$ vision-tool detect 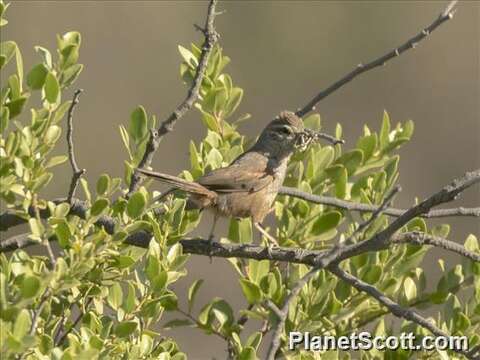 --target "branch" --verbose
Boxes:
[329,264,477,360]
[393,231,480,263]
[66,89,85,204]
[266,266,321,360]
[264,170,479,359]
[296,0,458,117]
[278,186,480,218]
[127,0,219,196]
[351,185,401,239]
[55,298,93,346]
[332,169,480,263]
